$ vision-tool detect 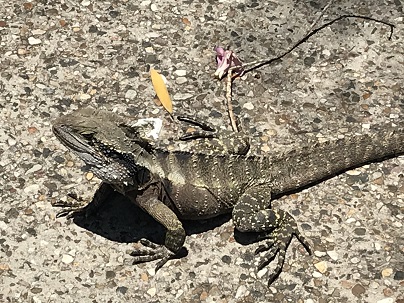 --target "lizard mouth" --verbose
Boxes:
[52,124,105,167]
[52,123,138,185]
